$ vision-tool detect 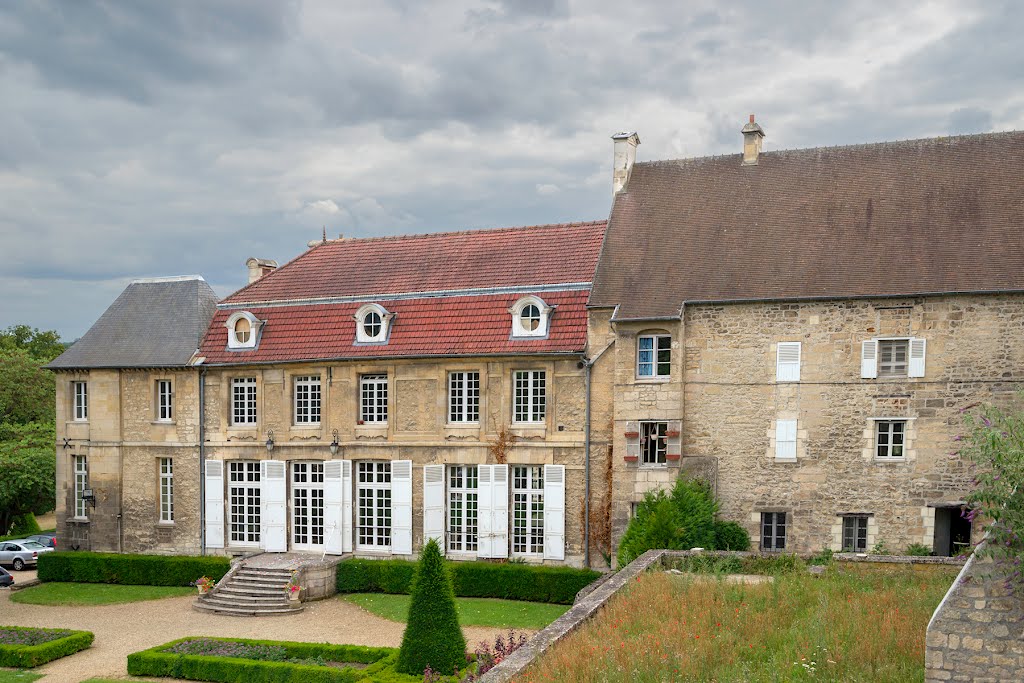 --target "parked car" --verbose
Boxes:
[0,540,50,570]
[25,533,56,549]
[0,567,13,588]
